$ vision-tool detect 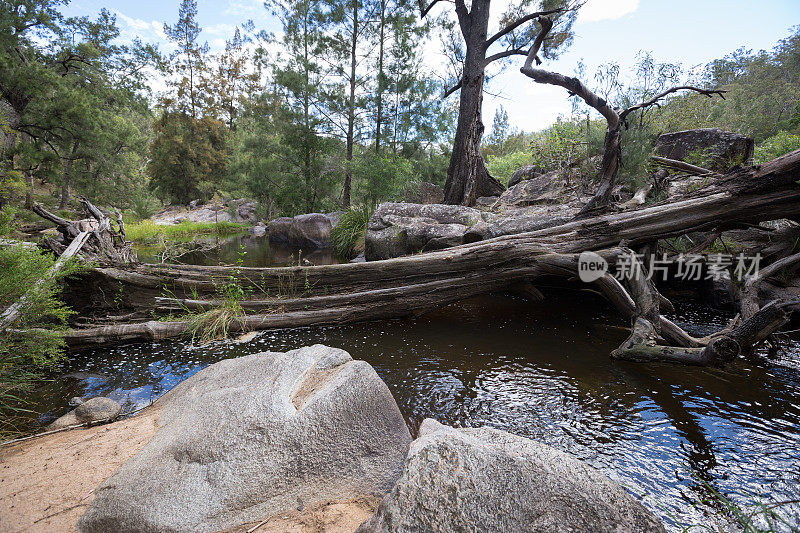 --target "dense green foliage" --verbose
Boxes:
[753,131,800,164]
[0,245,83,435]
[0,0,156,211]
